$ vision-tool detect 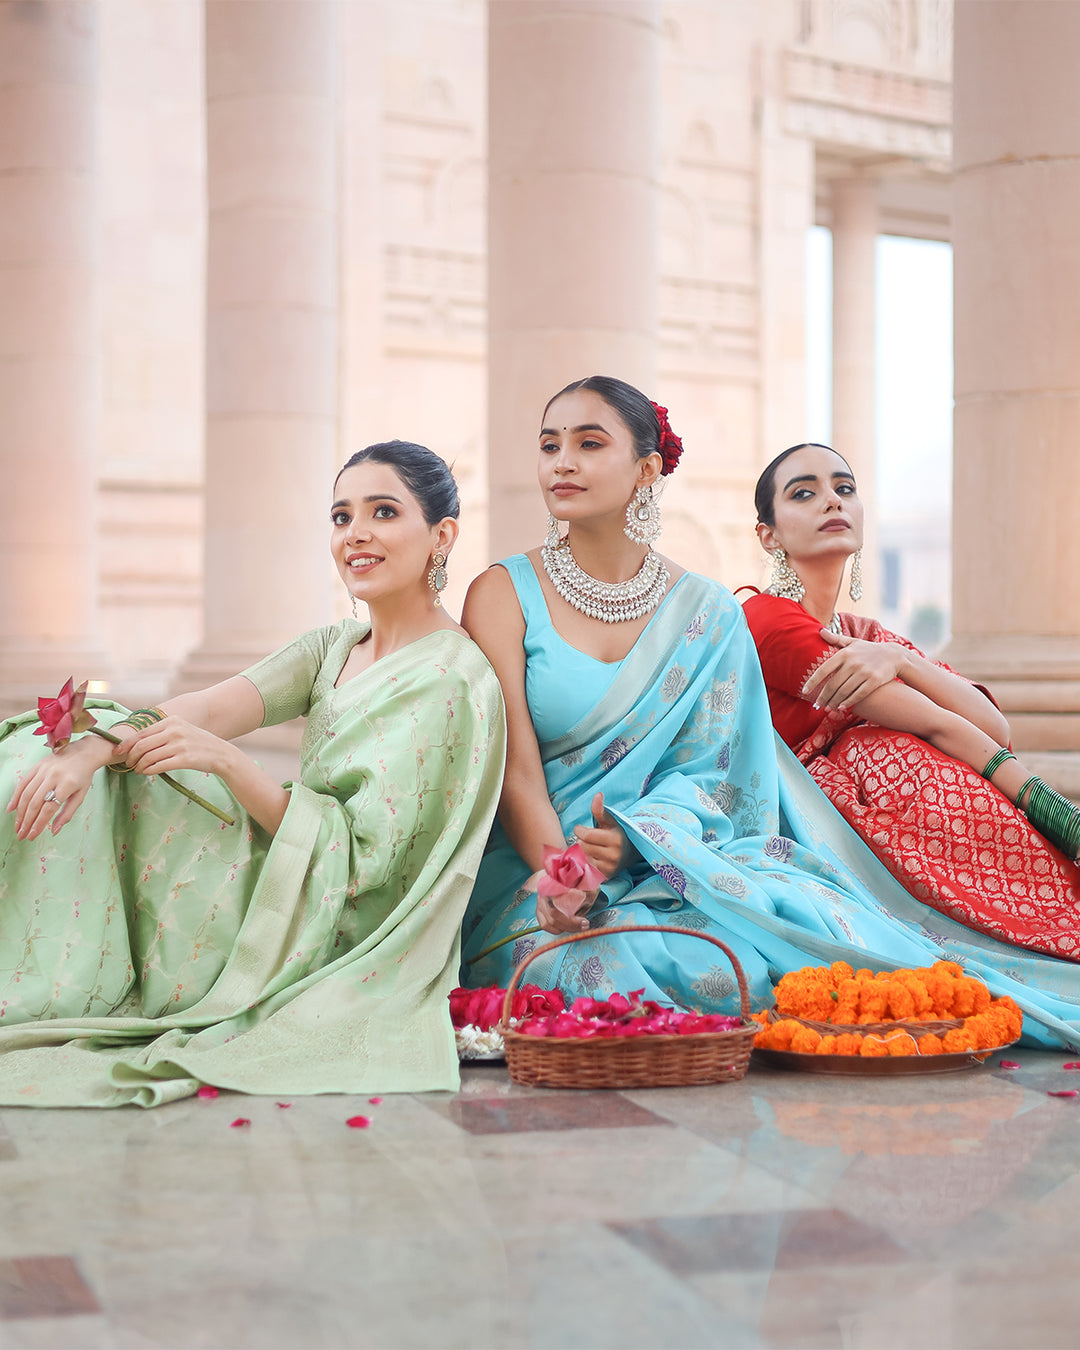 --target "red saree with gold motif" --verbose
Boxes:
[742,592,1080,961]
